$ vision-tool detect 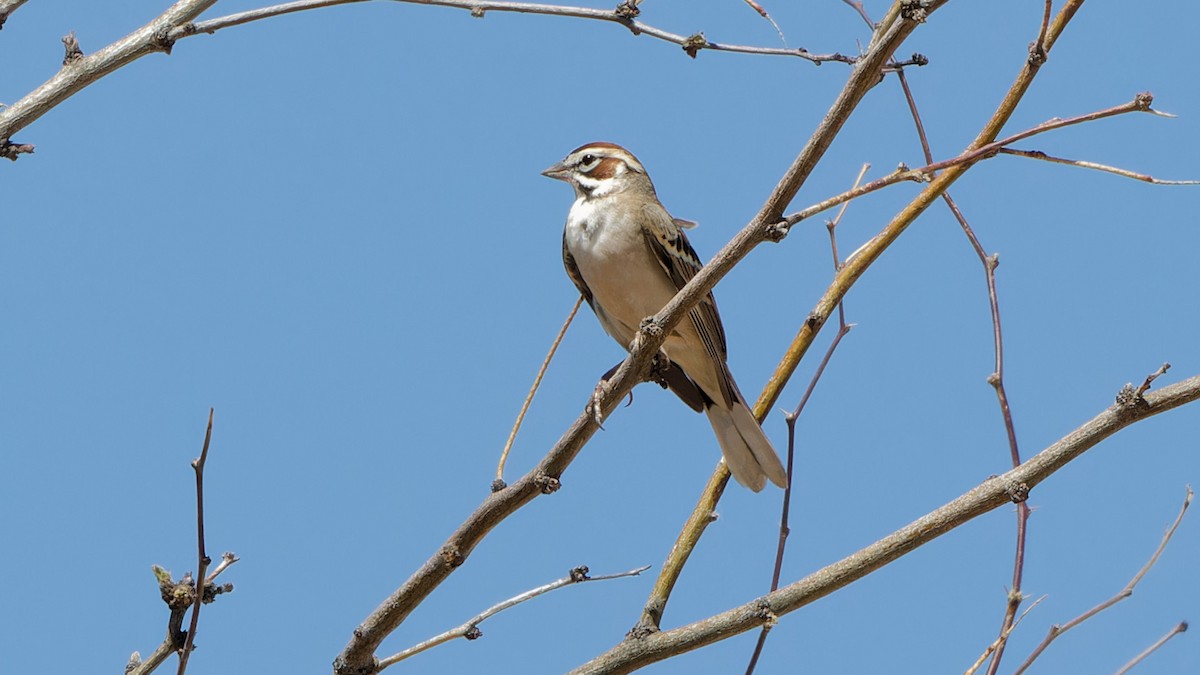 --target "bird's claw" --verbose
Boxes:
[588,380,610,428]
